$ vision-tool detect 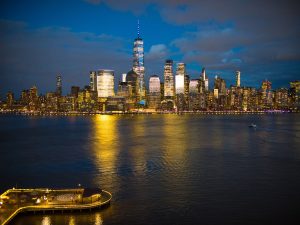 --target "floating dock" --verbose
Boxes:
[0,188,112,225]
